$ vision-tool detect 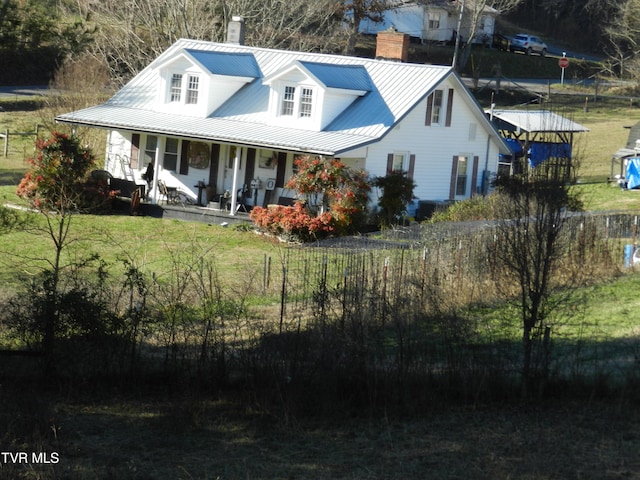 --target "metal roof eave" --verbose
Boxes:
[54,109,376,157]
